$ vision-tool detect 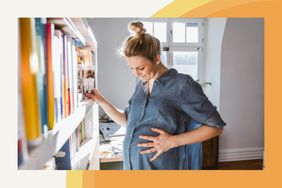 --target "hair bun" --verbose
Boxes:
[129,22,146,36]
